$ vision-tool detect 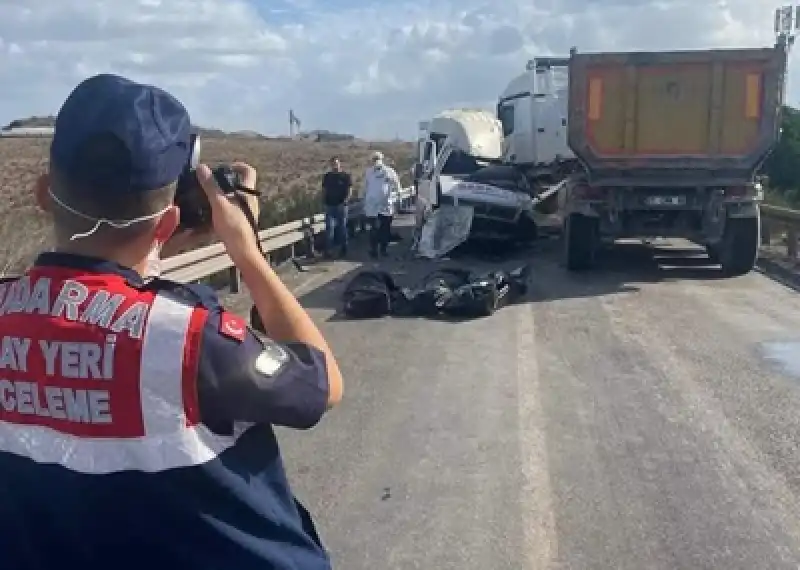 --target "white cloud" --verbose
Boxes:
[0,0,794,139]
